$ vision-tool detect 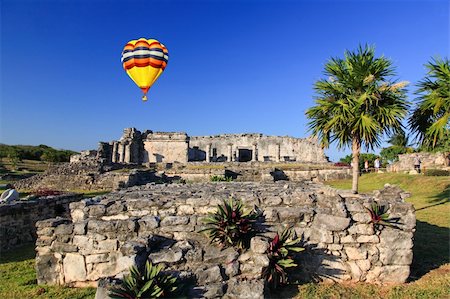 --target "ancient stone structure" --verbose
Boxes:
[96,128,328,165]
[387,152,449,173]
[0,193,82,251]
[36,182,415,296]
